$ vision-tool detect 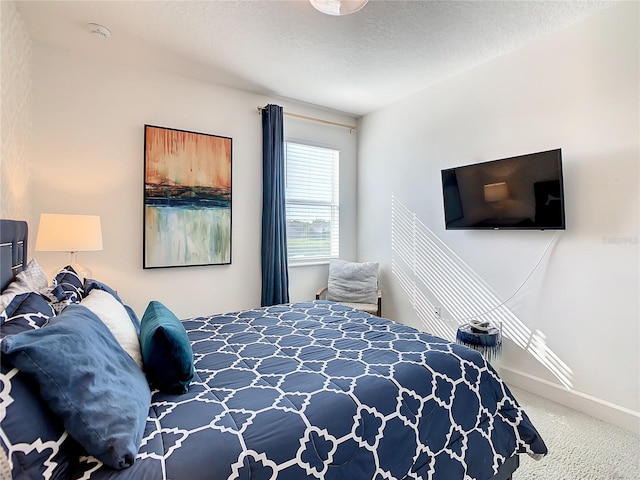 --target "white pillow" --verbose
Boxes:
[327,259,379,304]
[0,259,48,312]
[80,289,143,368]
